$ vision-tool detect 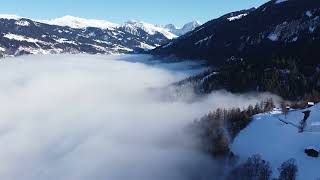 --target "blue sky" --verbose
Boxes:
[1,0,269,26]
